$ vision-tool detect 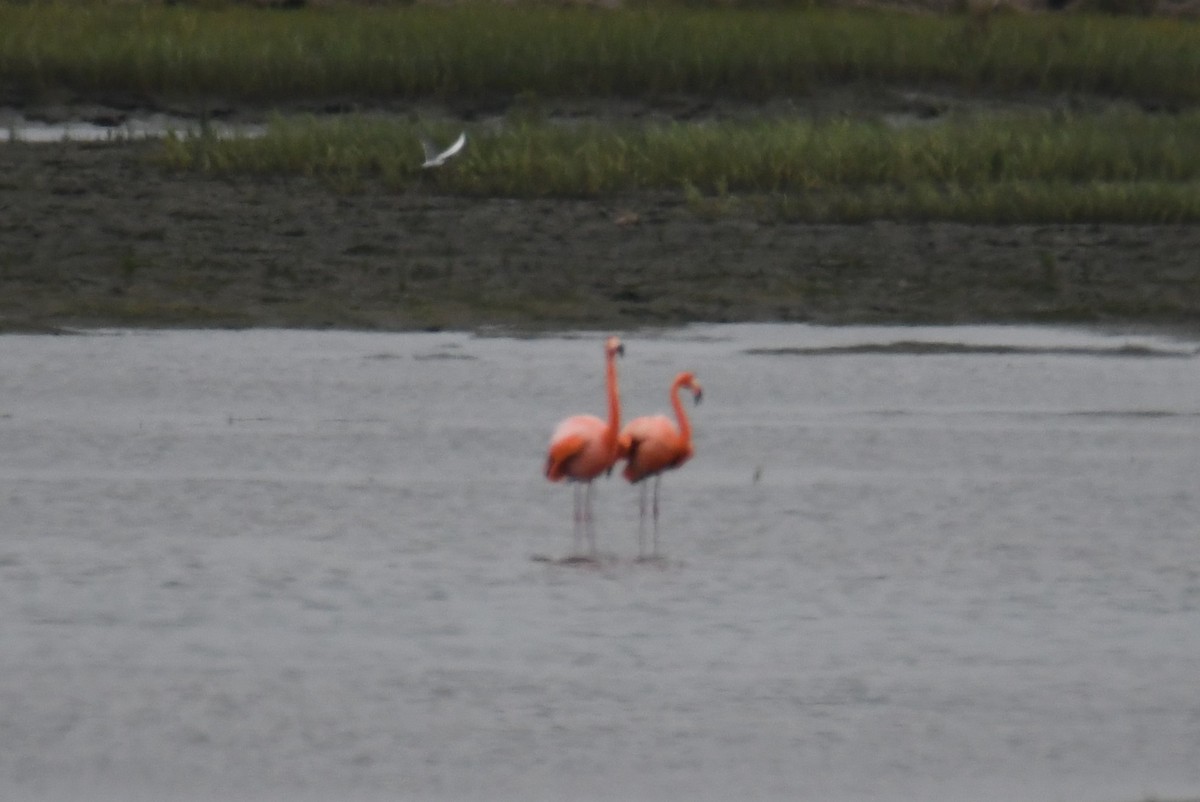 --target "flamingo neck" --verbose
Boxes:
[670,378,692,446]
[605,350,621,447]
